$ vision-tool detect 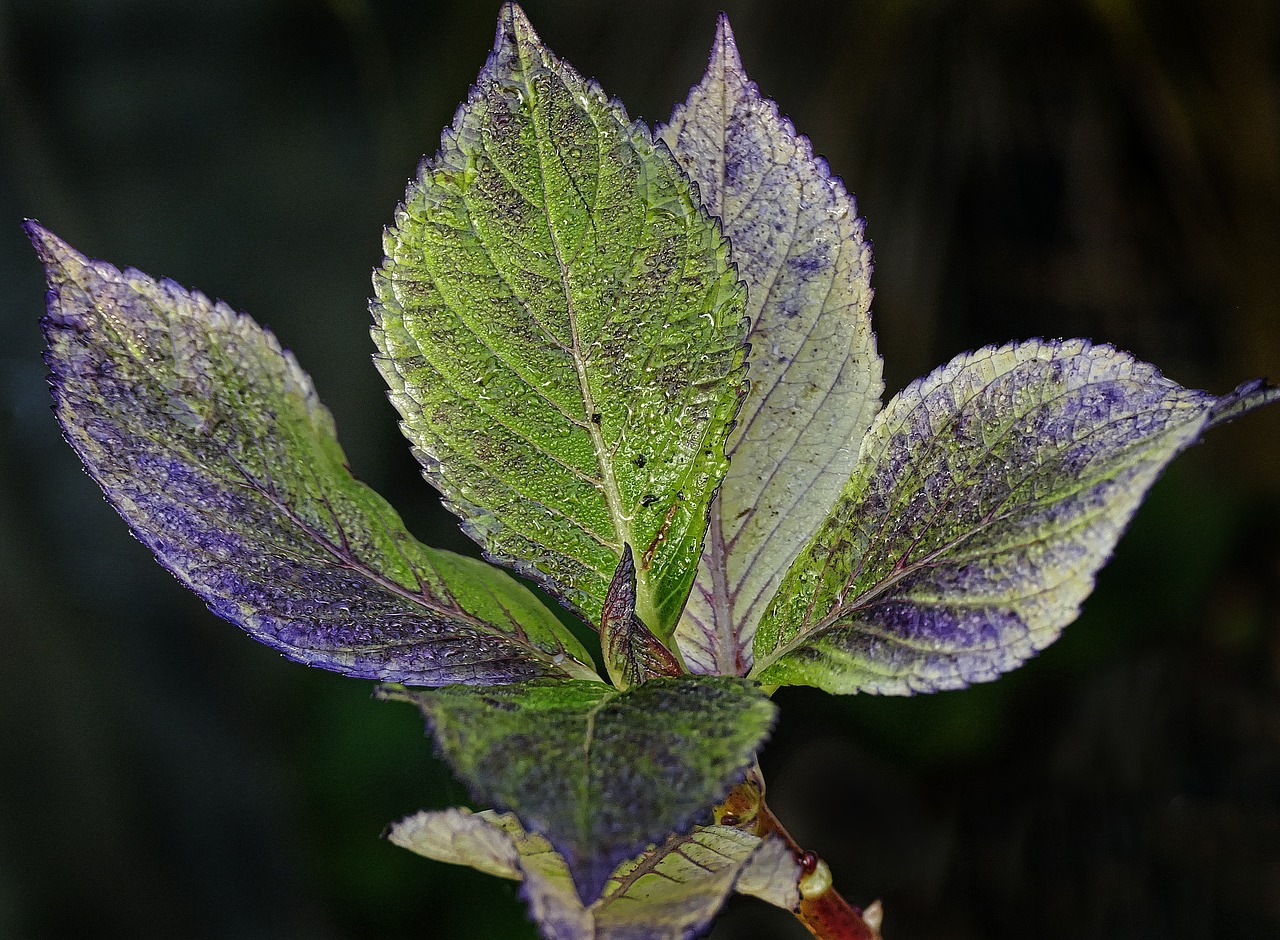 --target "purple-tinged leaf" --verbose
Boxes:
[1206,378,1280,429]
[387,807,799,940]
[599,545,683,689]
[659,16,882,677]
[32,222,597,686]
[379,676,776,904]
[752,339,1266,694]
